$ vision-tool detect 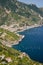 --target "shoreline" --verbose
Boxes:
[4,35,25,47]
[17,24,43,33]
[0,24,43,47]
[11,24,43,47]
